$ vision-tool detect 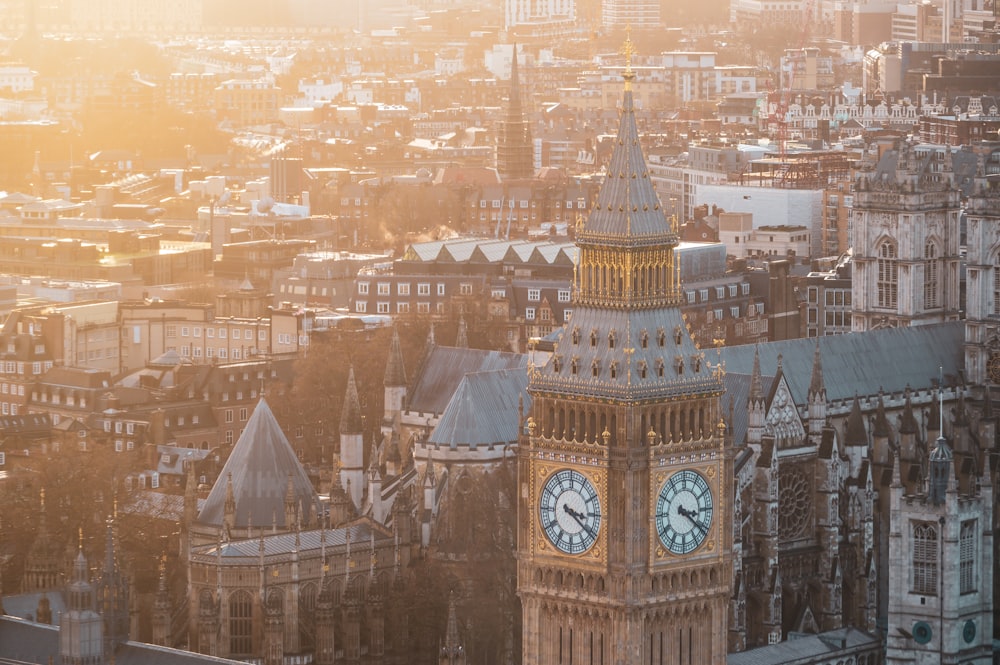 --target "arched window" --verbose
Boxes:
[229,590,254,655]
[299,583,318,650]
[924,241,940,309]
[960,520,976,594]
[912,522,938,595]
[877,241,898,309]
